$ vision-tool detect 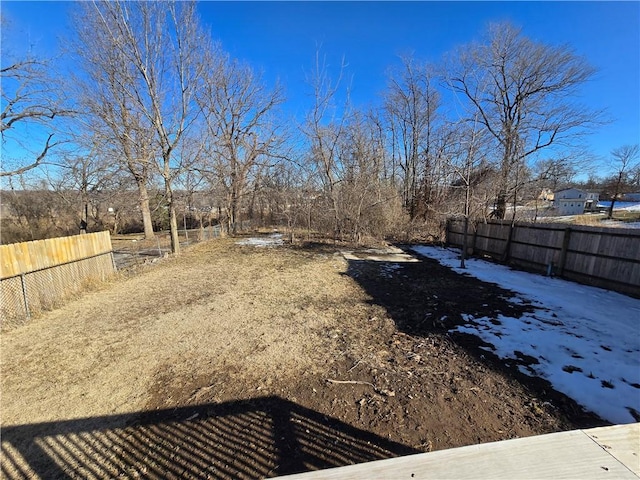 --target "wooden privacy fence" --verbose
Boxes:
[446,219,640,298]
[0,231,115,326]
